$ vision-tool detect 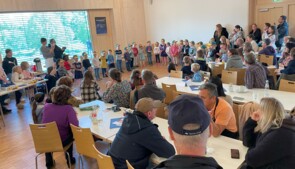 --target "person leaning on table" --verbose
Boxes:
[153,94,222,169]
[108,97,175,169]
[242,98,295,169]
